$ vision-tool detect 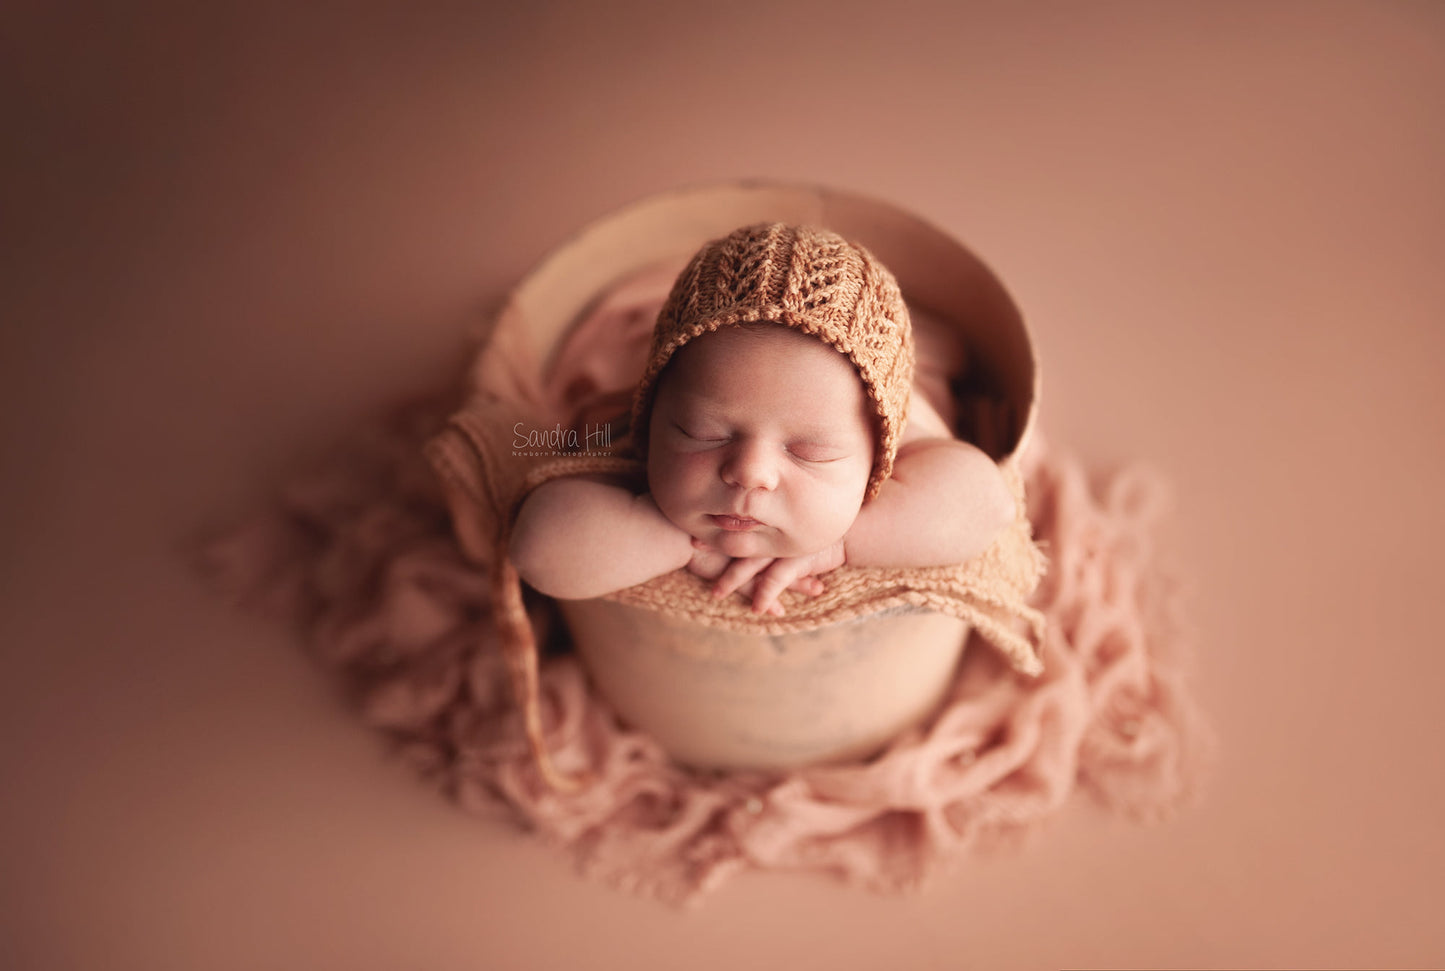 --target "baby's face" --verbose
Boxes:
[647,325,875,559]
